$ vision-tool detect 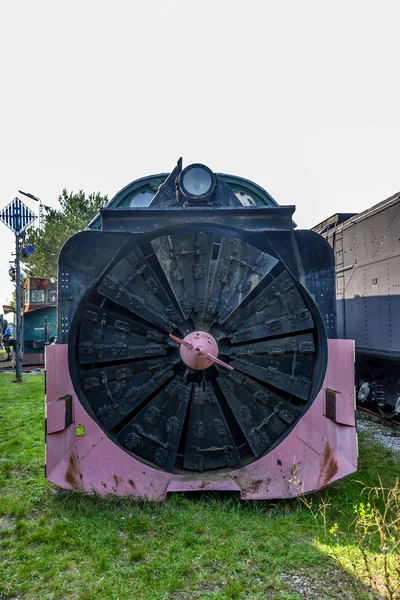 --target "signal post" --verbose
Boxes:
[0,197,36,381]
